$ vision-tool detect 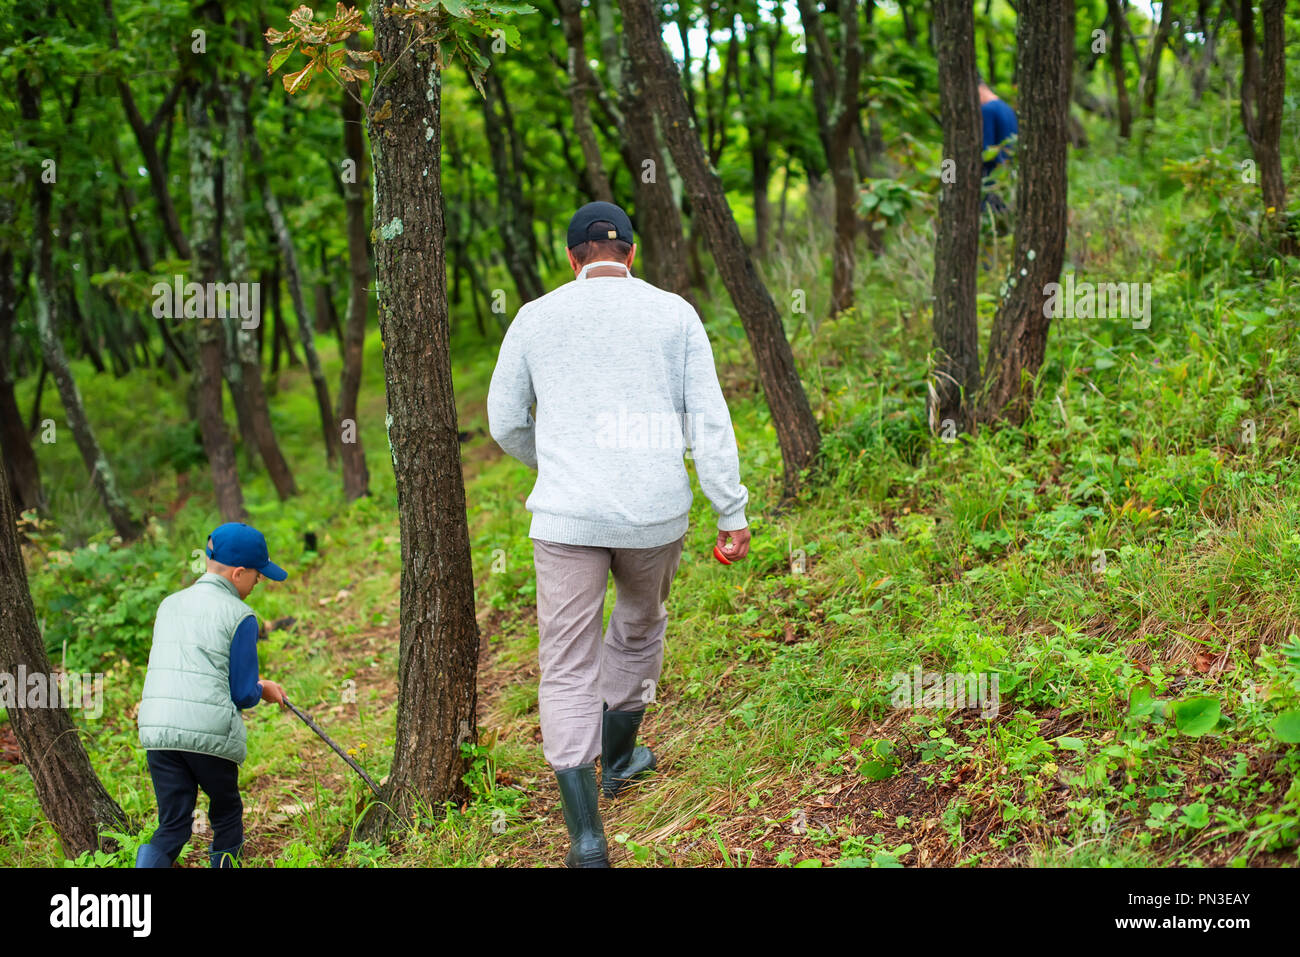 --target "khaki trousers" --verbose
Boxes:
[531,534,686,770]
